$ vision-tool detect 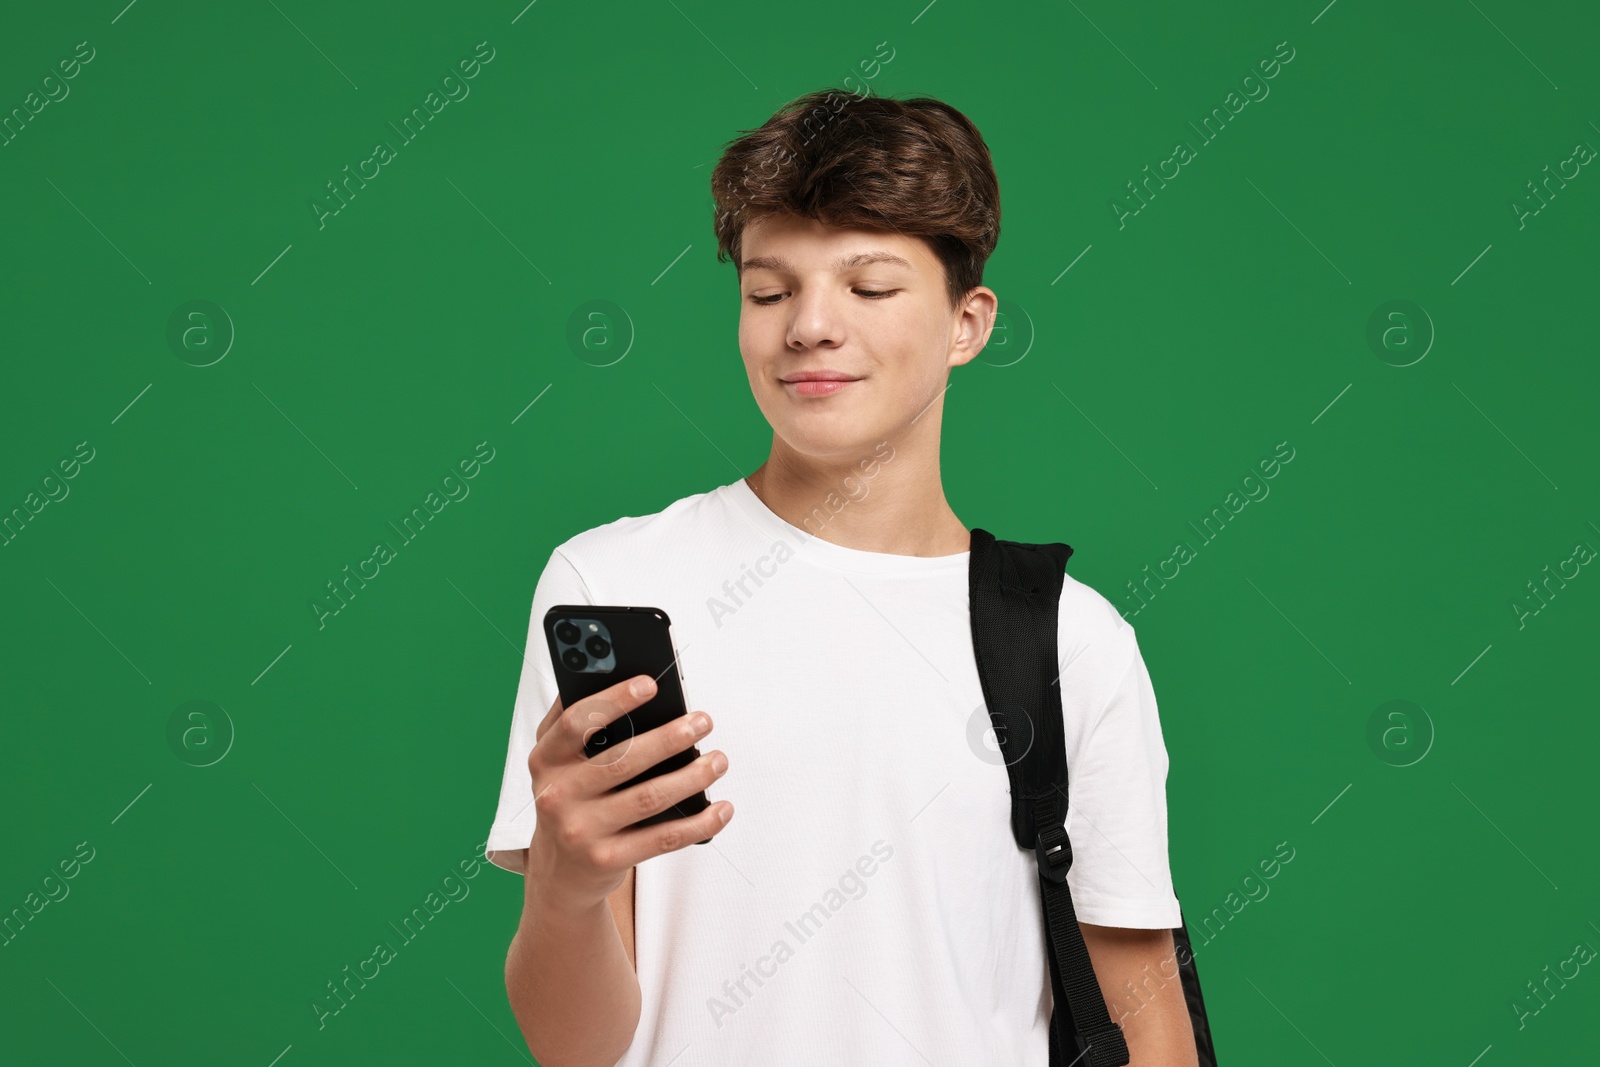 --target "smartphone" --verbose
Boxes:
[544,605,712,842]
